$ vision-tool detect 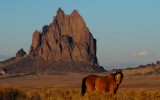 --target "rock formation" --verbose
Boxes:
[0,48,27,67]
[16,48,26,60]
[29,8,98,66]
[1,8,105,73]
